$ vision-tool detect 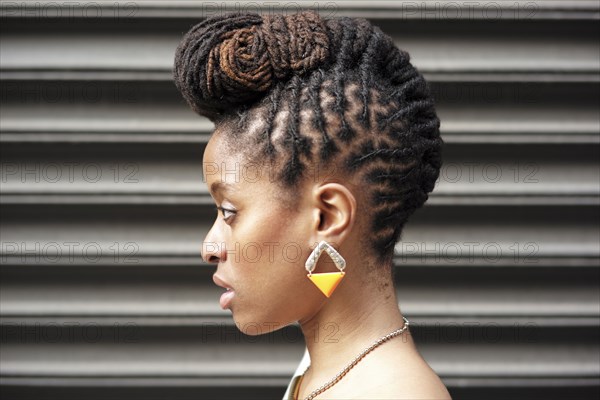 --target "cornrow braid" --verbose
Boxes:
[174,11,443,267]
[307,69,338,162]
[282,74,313,186]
